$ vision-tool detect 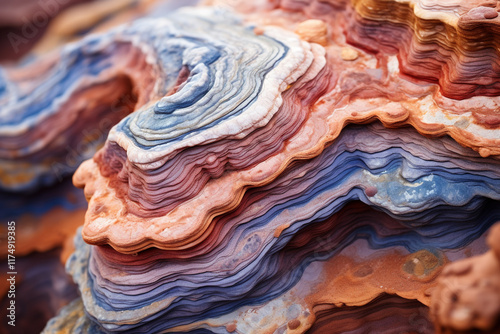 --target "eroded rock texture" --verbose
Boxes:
[18,0,500,333]
[431,223,500,333]
[0,0,161,261]
[0,3,163,331]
